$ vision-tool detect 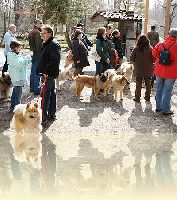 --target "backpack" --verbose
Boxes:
[159,42,175,66]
